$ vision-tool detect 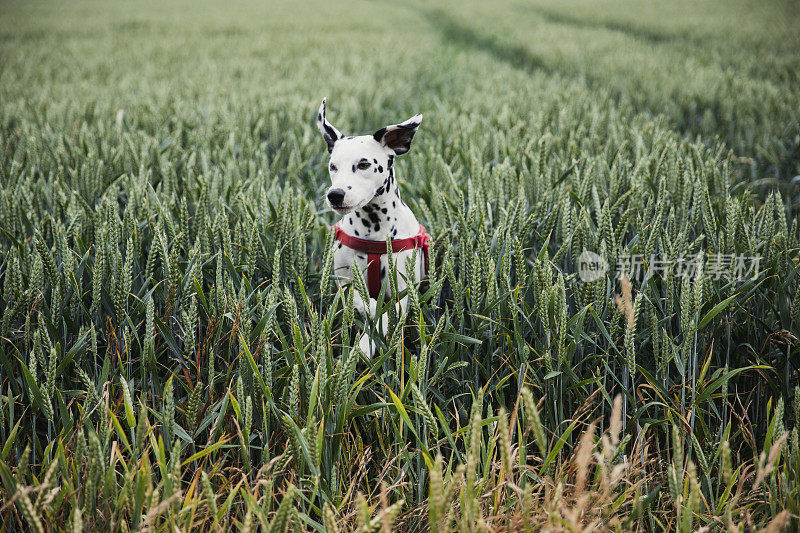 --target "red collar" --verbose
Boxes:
[331,221,431,299]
